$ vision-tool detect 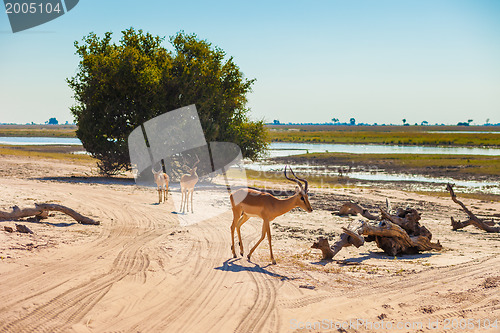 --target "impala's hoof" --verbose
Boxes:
[272,259,277,265]
[247,255,251,261]
[233,254,237,258]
